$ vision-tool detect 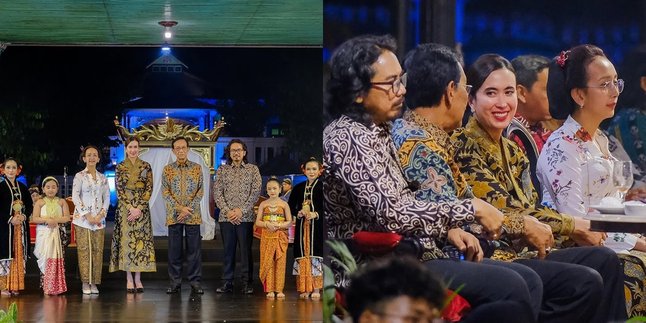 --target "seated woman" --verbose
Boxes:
[451,52,628,321]
[325,34,536,322]
[537,44,646,316]
[396,45,625,322]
